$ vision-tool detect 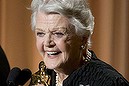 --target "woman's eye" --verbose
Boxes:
[37,32,45,37]
[54,32,64,38]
